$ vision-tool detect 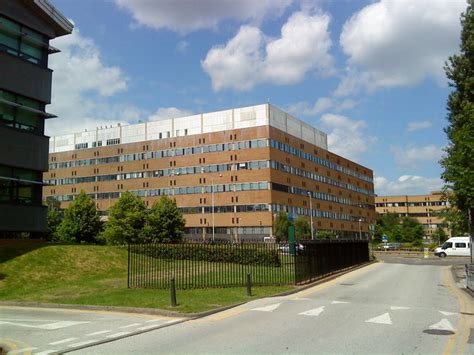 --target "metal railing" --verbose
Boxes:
[128,240,370,289]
